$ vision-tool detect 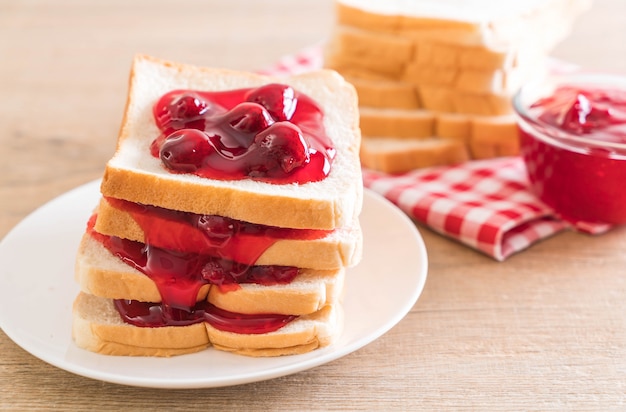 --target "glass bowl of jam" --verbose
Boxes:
[513,73,626,224]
